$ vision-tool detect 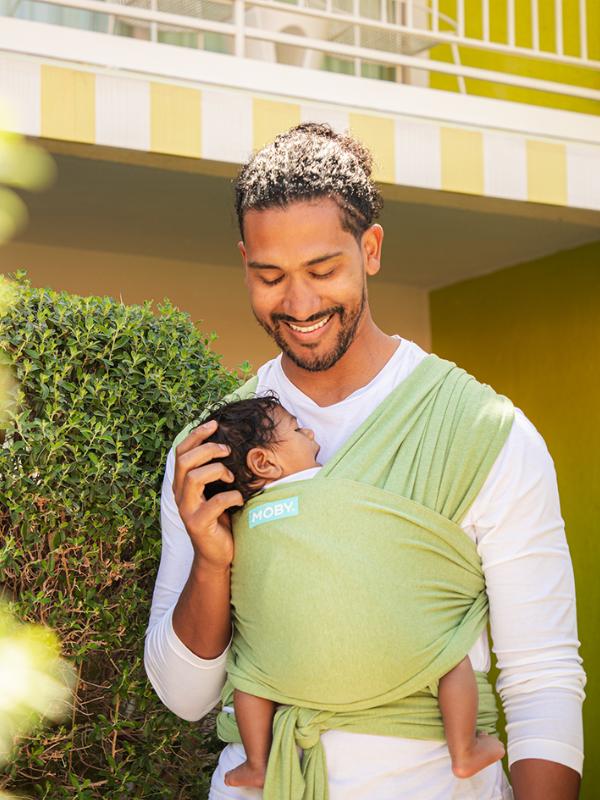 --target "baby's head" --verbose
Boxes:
[202,394,320,503]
